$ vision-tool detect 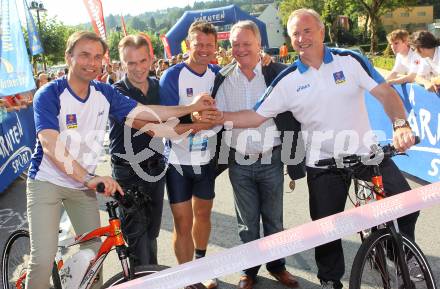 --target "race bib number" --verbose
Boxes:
[189,134,208,152]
